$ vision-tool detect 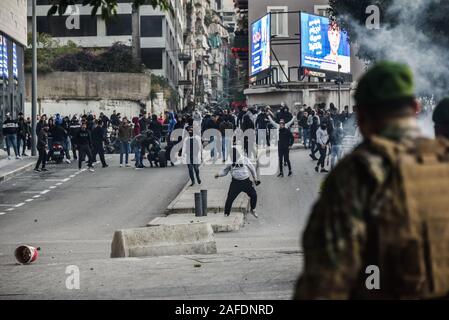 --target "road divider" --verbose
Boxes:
[110,223,217,258]
[148,213,245,233]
